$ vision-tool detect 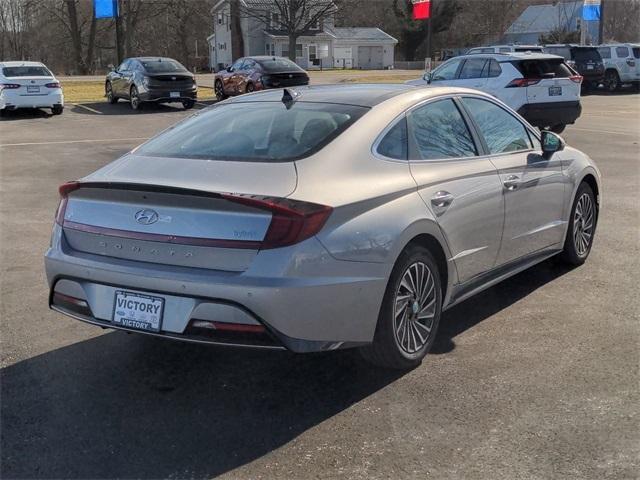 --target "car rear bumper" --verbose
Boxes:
[0,90,64,110]
[518,101,582,128]
[44,224,388,353]
[139,88,197,103]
